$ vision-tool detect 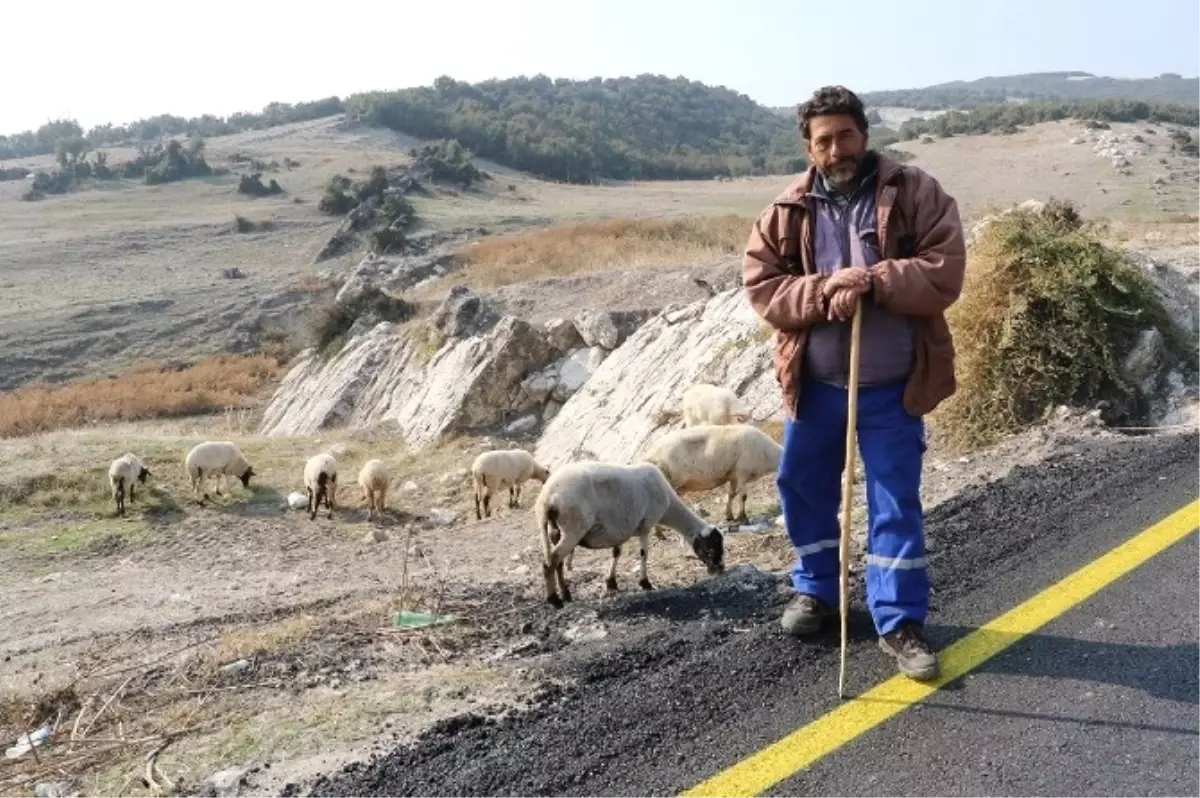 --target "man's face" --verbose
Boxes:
[805,114,867,191]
